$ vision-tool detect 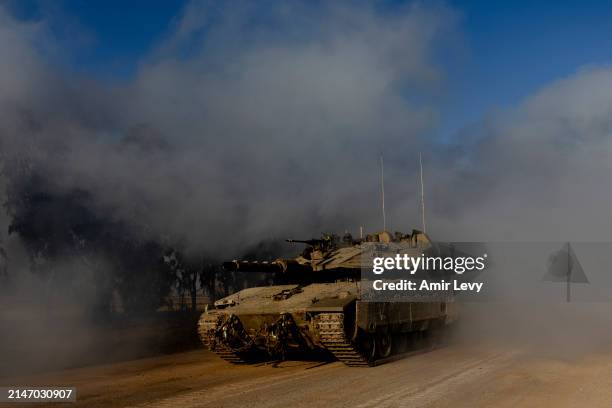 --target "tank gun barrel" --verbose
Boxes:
[286,239,322,245]
[223,259,312,274]
[223,260,285,273]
